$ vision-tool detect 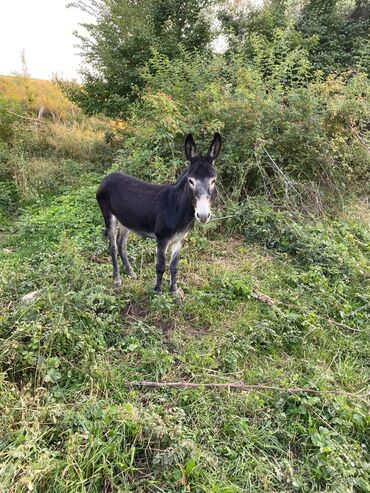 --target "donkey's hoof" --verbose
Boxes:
[171,287,185,302]
[114,278,122,288]
[153,286,162,294]
[128,271,137,280]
